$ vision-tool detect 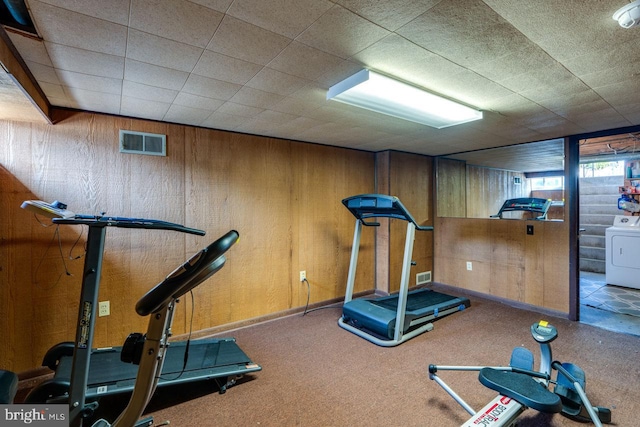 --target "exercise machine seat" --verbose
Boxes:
[479,368,562,414]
